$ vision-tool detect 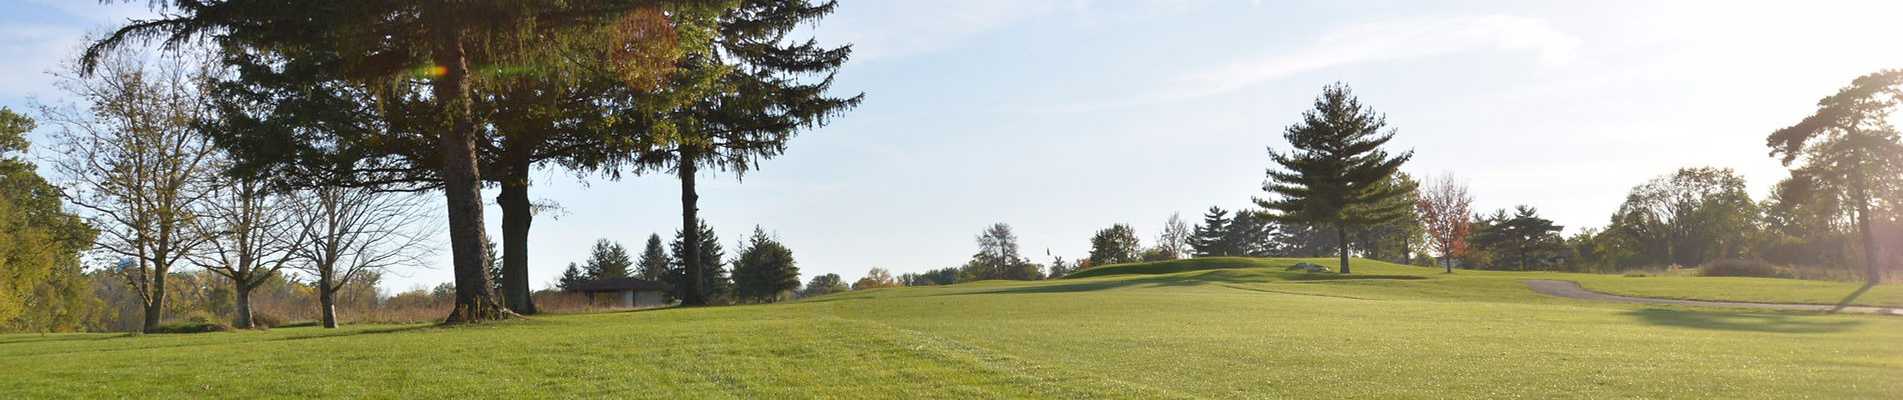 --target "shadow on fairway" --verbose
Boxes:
[0,333,136,345]
[1623,308,1864,334]
[270,325,435,342]
[957,271,1426,296]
